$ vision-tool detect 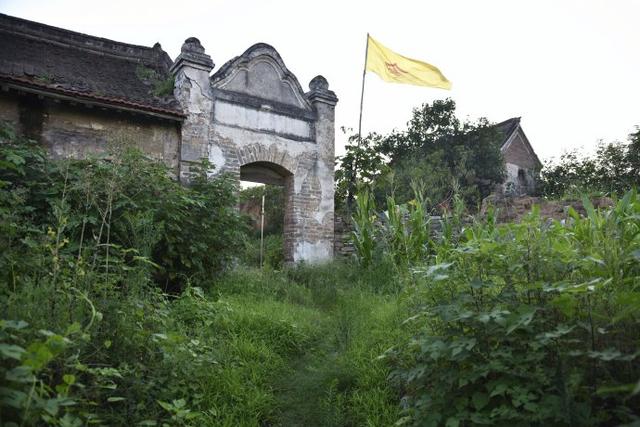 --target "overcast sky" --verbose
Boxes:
[2,0,639,162]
